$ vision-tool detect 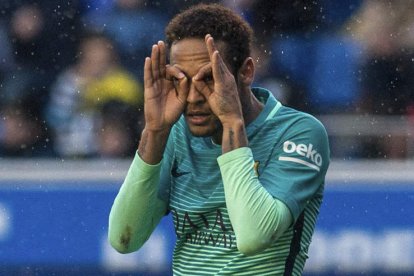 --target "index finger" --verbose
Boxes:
[211,50,229,84]
[193,63,212,81]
